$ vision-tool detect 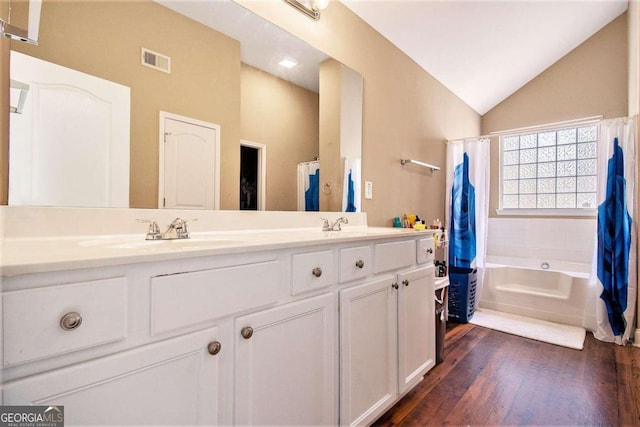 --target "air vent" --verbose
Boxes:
[141,48,171,74]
